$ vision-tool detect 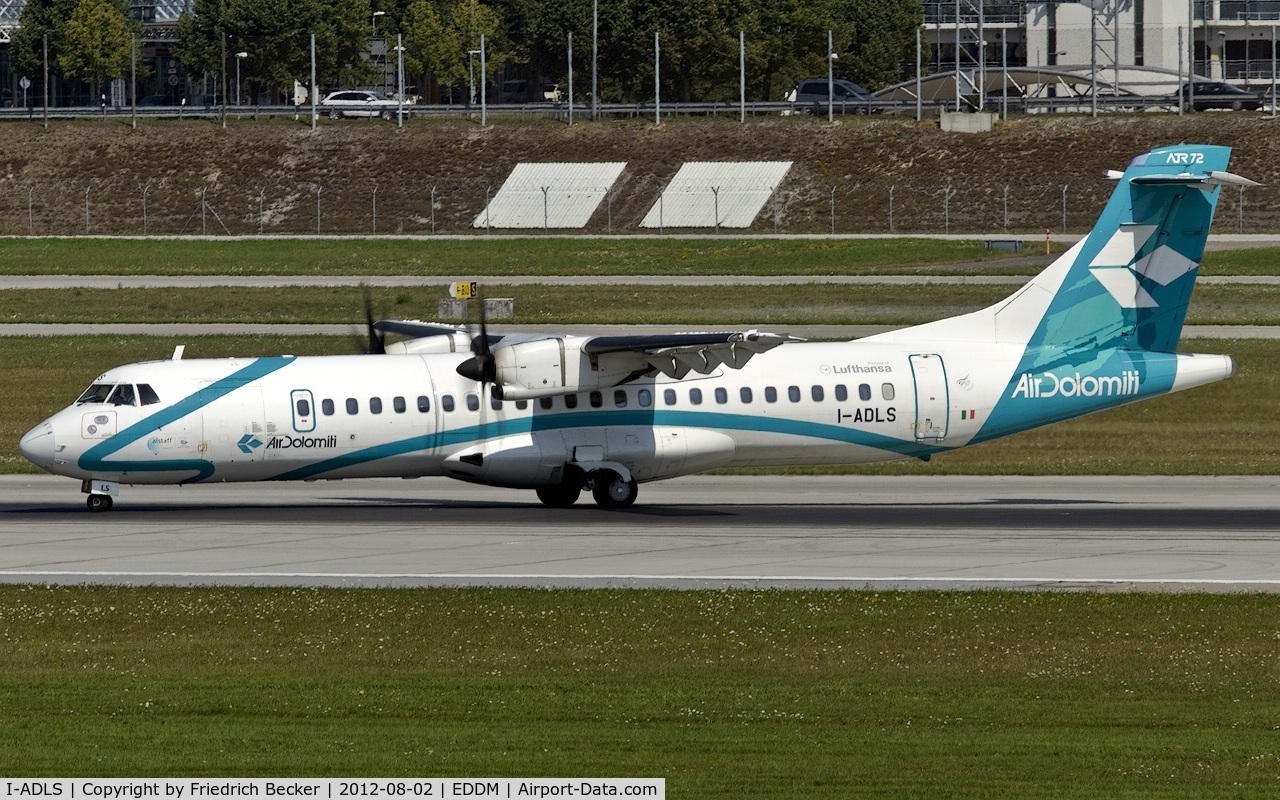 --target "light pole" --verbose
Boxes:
[235,51,247,106]
[468,49,480,106]
[826,30,838,124]
[373,10,387,93]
